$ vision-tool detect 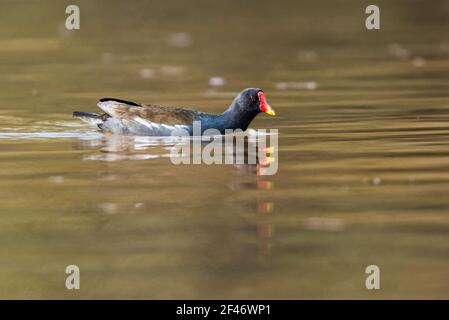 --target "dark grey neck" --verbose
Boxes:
[201,101,259,134]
